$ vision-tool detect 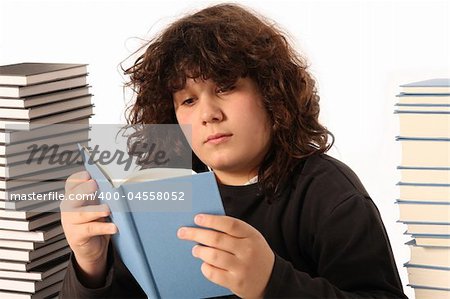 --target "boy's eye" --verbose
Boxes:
[181,98,195,106]
[216,85,235,94]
